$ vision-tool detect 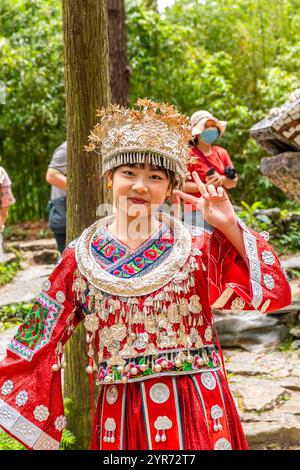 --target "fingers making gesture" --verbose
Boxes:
[173,171,237,231]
